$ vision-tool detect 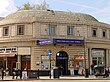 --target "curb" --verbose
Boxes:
[1,78,110,81]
